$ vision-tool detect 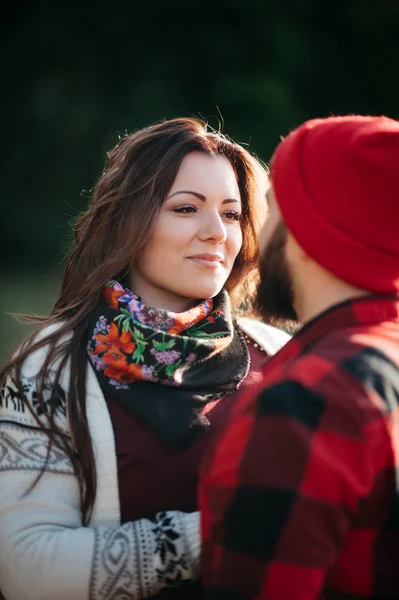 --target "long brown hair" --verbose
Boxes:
[1,117,266,524]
